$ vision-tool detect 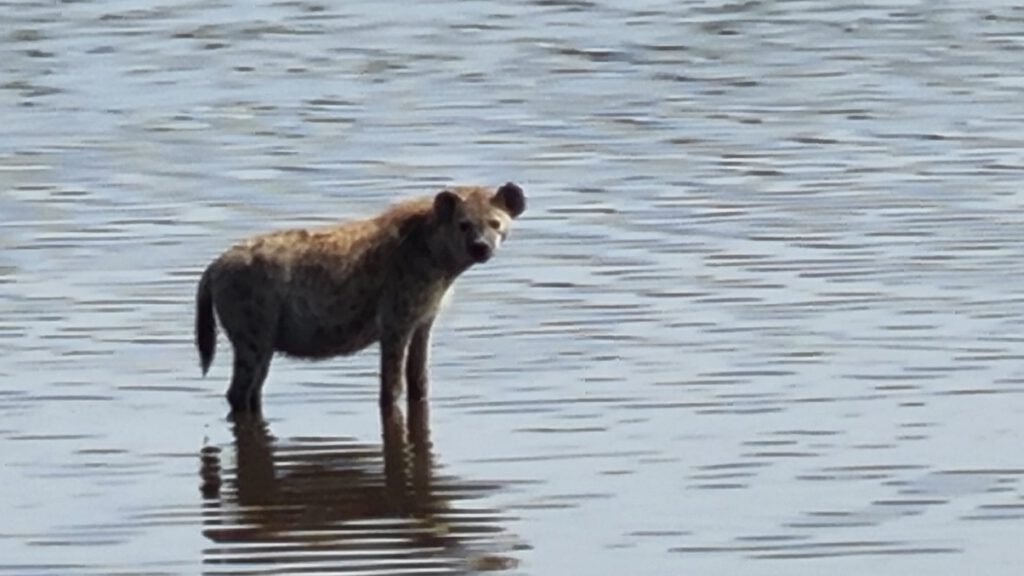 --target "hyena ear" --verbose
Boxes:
[434,190,462,221]
[493,182,526,218]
